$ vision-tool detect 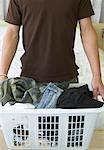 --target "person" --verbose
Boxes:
[0,0,104,99]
